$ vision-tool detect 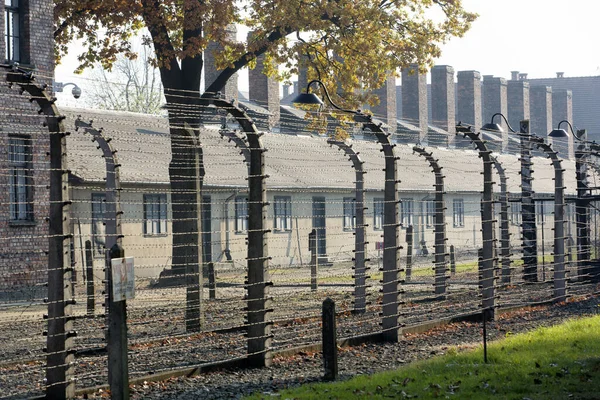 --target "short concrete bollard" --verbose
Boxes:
[322,298,338,381]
